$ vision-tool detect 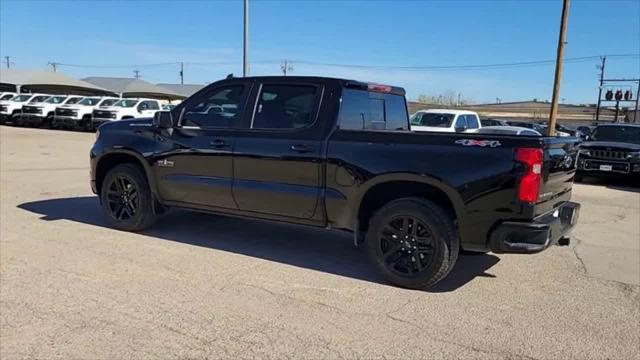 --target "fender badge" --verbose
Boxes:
[156,159,174,168]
